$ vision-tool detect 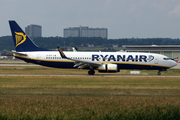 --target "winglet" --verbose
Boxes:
[72,47,77,52]
[57,47,67,58]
